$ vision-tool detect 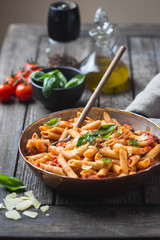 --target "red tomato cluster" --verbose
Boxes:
[0,62,42,102]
